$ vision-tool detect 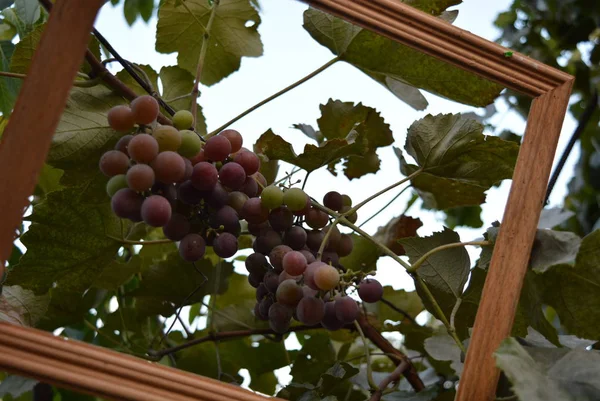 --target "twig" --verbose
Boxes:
[450,298,462,333]
[354,320,377,390]
[191,0,219,129]
[406,241,490,273]
[545,89,598,205]
[208,57,340,137]
[356,313,425,392]
[177,314,194,338]
[380,297,418,325]
[369,360,409,401]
